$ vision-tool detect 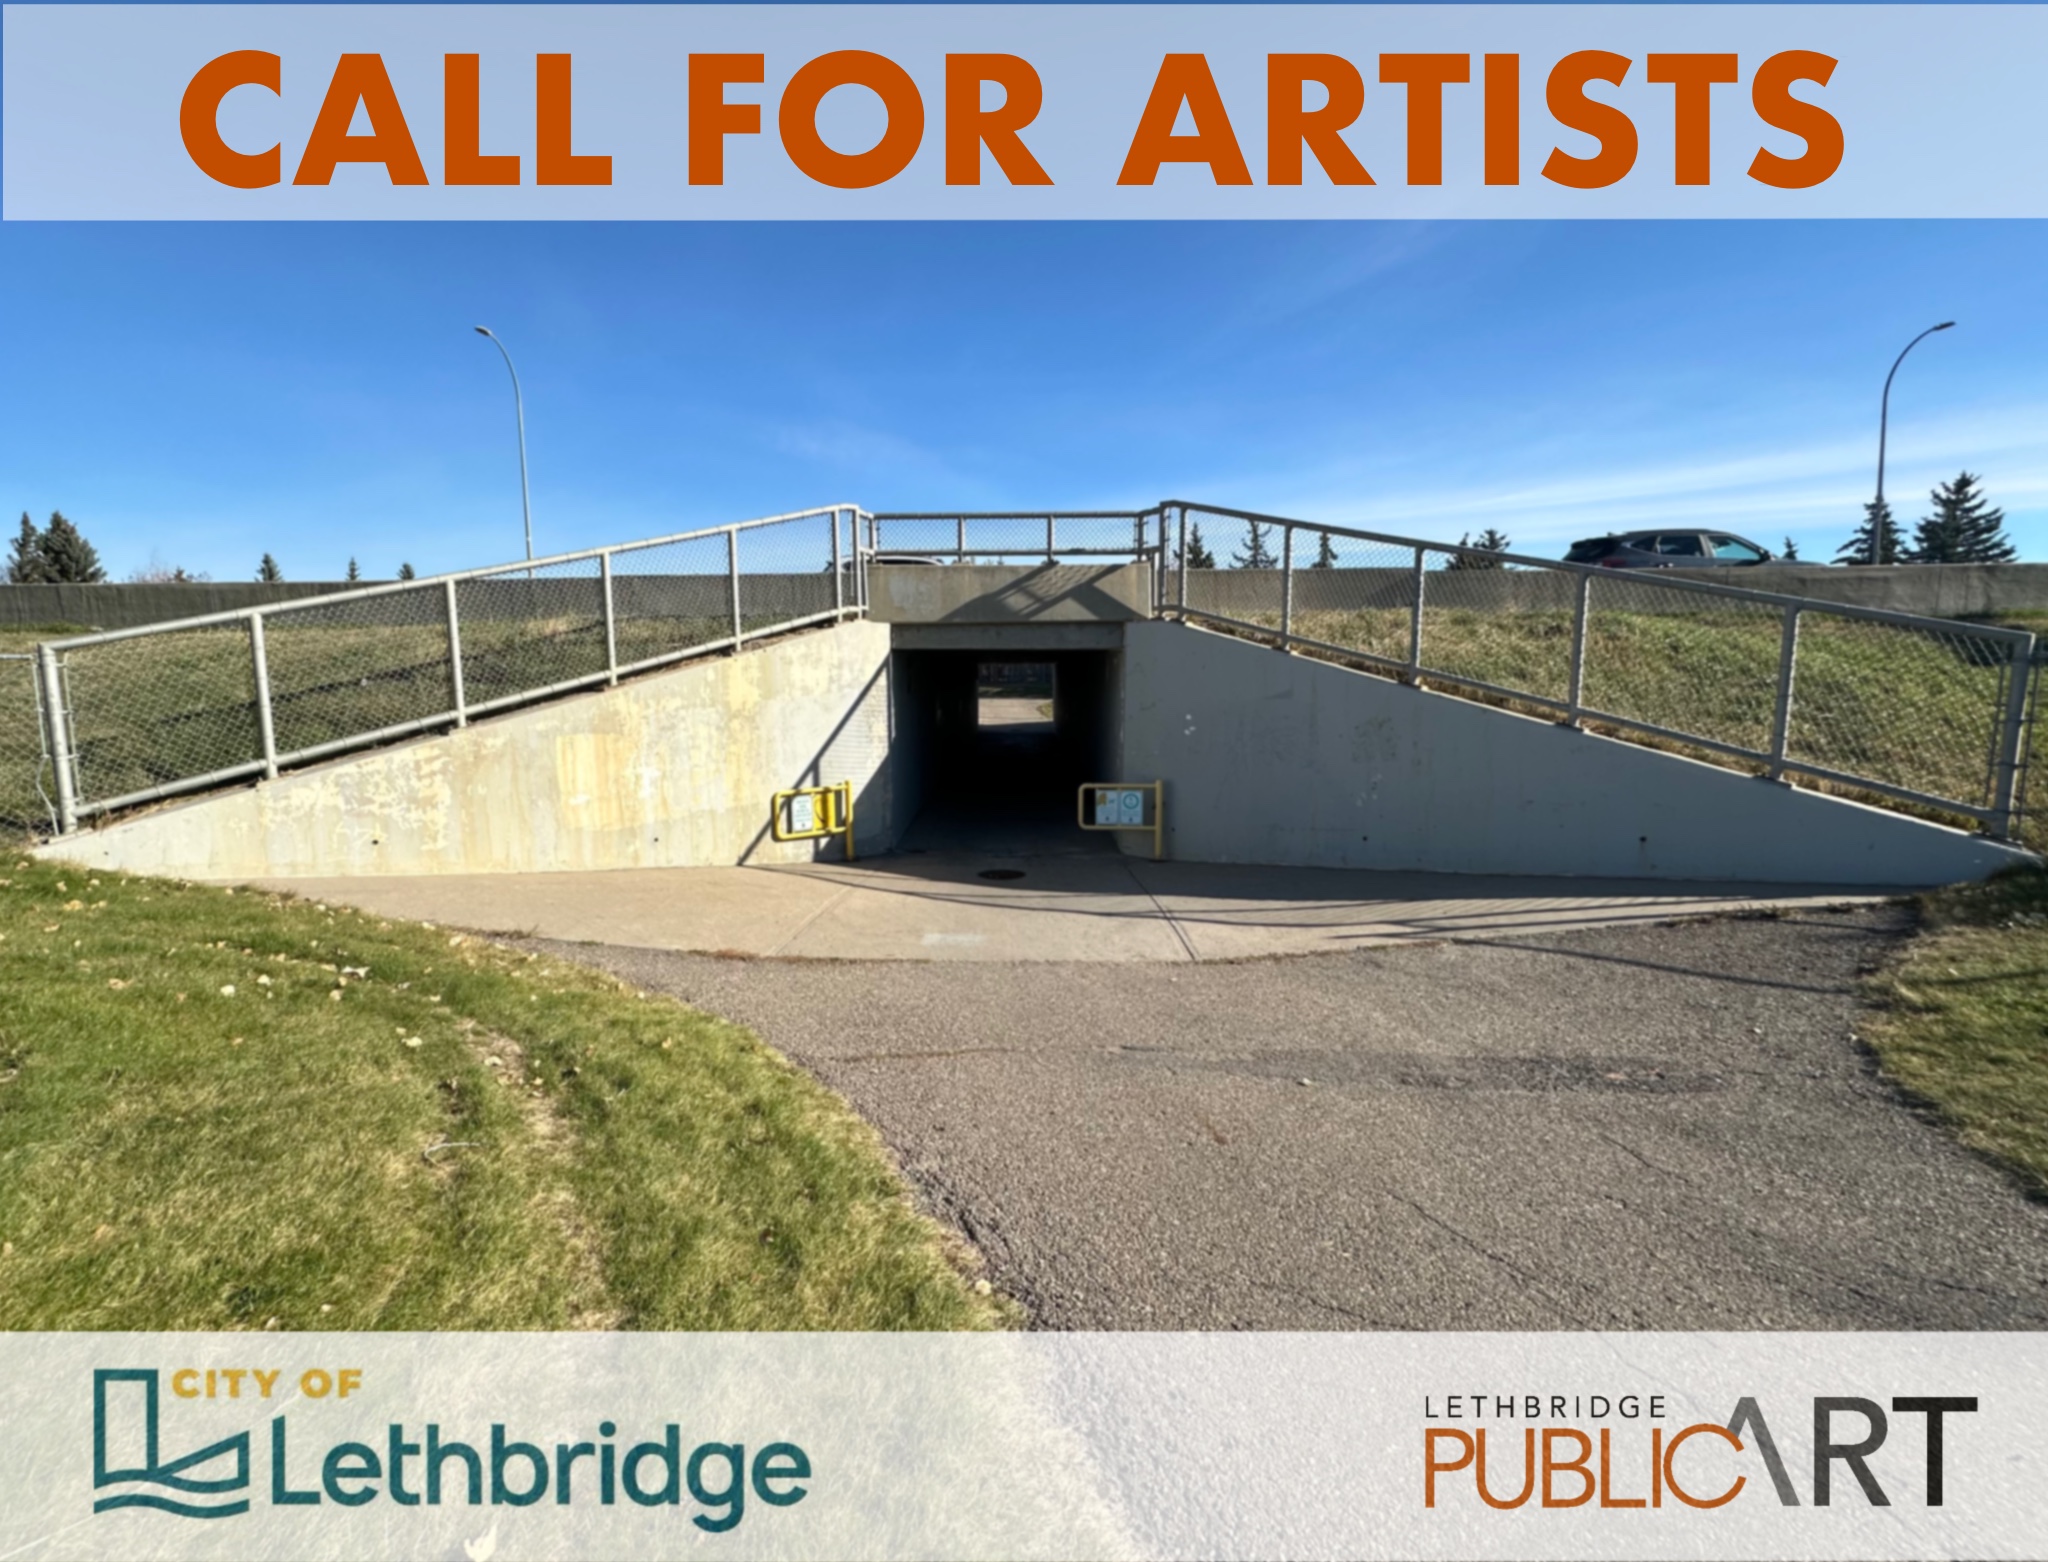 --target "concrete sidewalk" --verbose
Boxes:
[253,854,1909,962]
